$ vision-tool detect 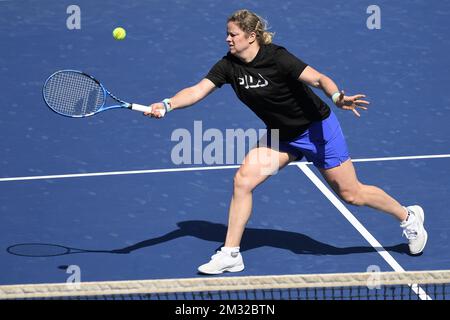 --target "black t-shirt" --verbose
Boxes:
[206,43,331,141]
